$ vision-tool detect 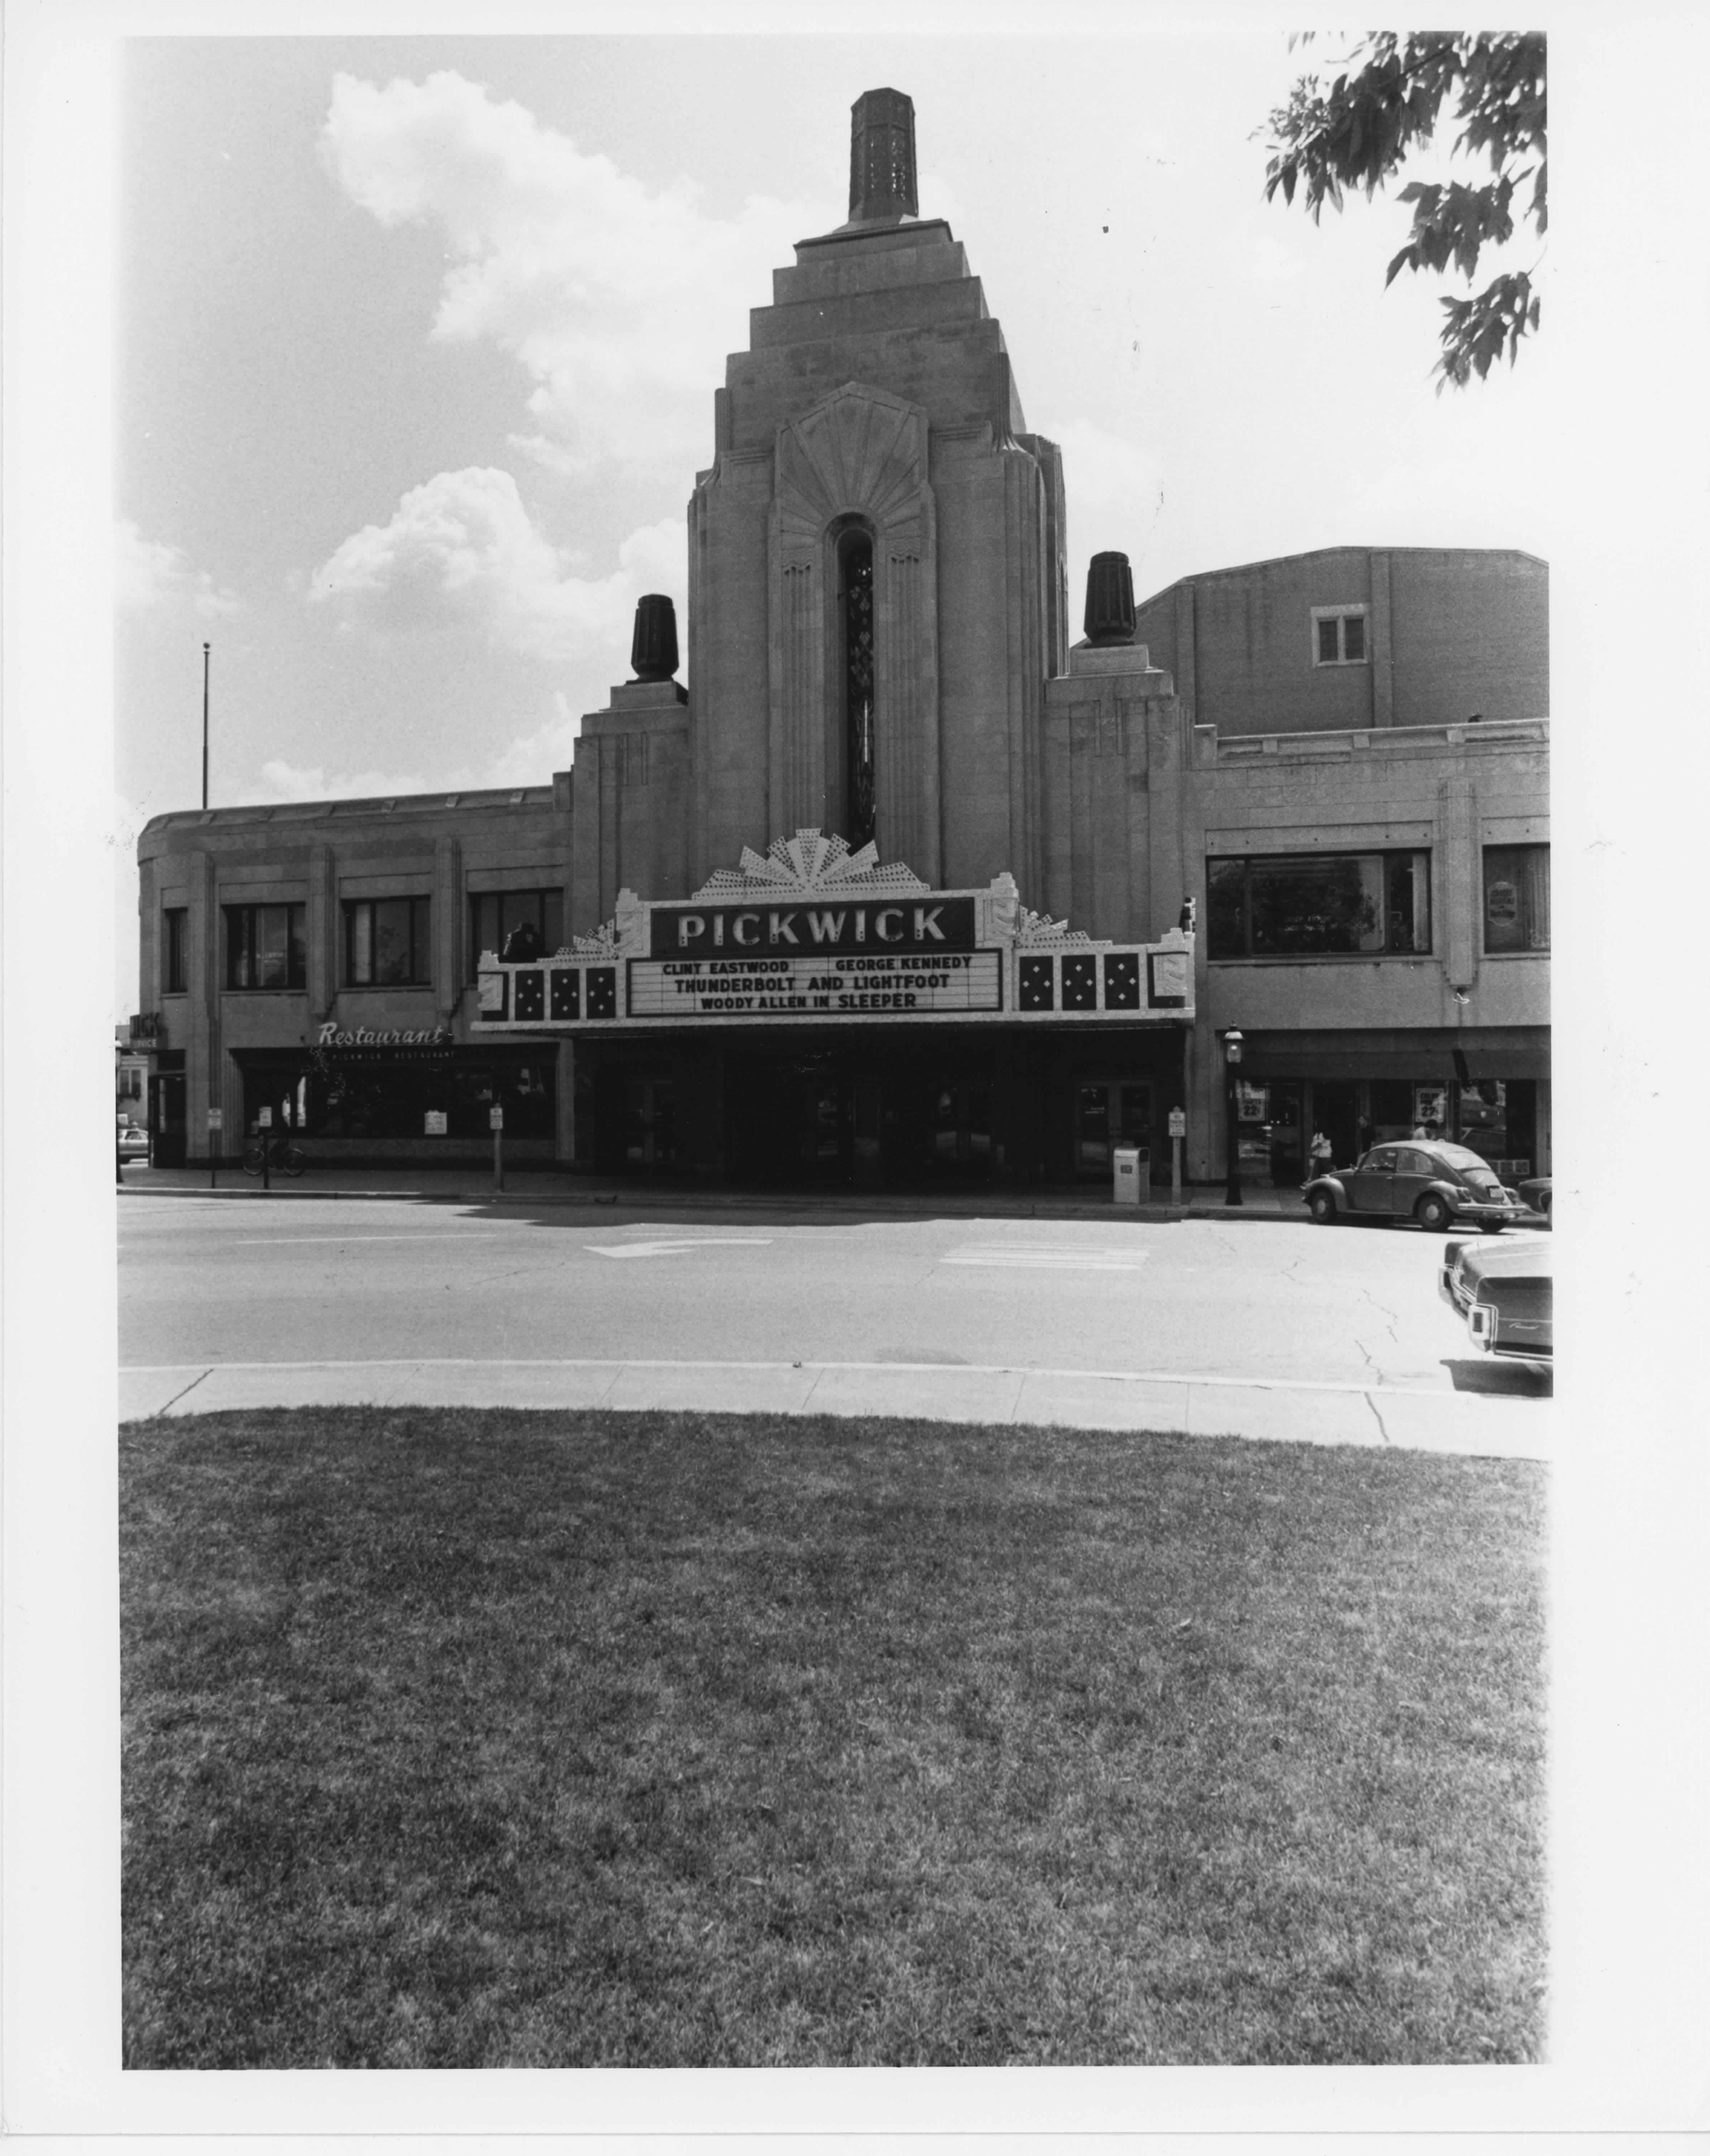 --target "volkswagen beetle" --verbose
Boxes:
[1302,1139,1525,1232]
